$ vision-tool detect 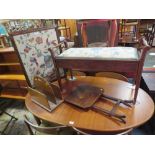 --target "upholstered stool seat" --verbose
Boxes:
[59,47,139,60]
